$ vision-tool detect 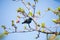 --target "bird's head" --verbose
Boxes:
[29,17,33,20]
